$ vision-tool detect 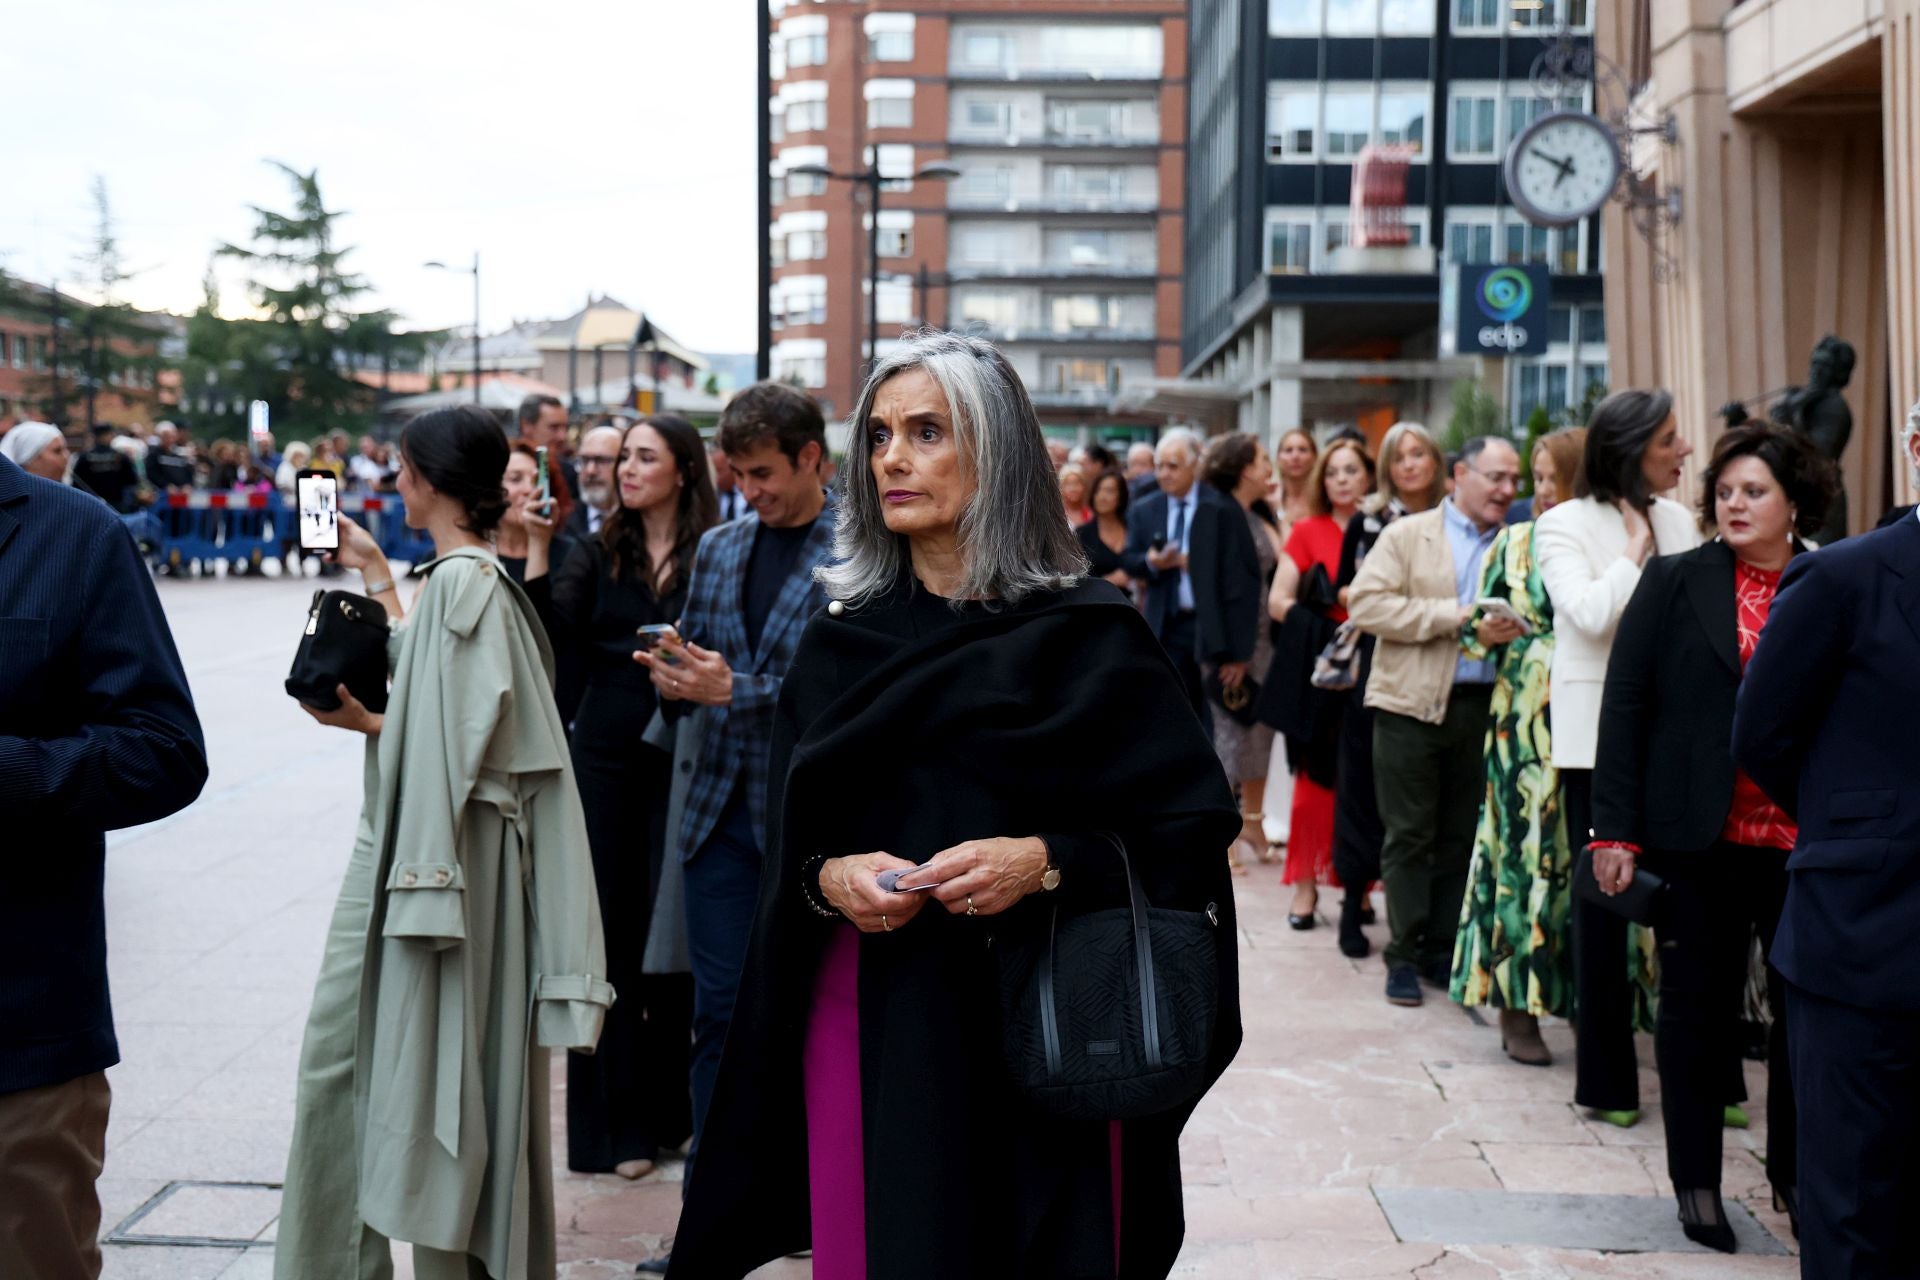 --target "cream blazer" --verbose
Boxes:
[1532,495,1701,770]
